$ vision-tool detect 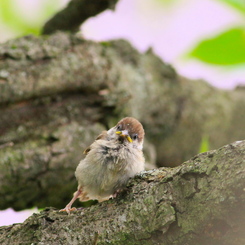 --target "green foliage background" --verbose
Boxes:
[0,0,62,37]
[1,0,245,67]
